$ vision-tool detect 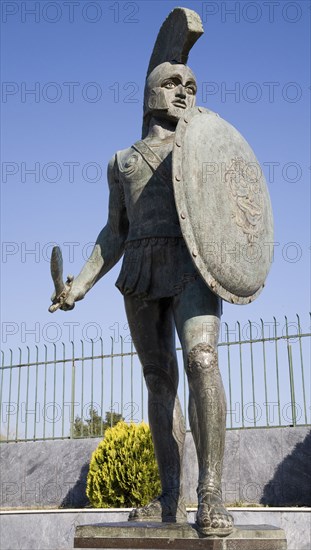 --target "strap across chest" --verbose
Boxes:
[132,140,172,185]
